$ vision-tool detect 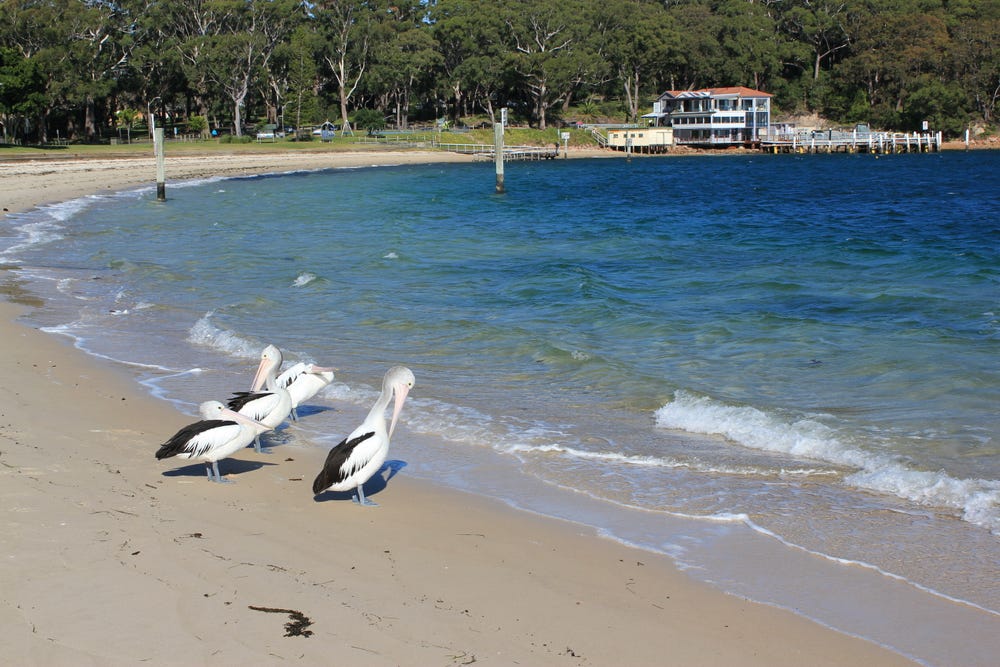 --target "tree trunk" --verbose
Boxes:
[537,82,548,130]
[85,95,98,141]
[451,81,462,122]
[339,82,350,131]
